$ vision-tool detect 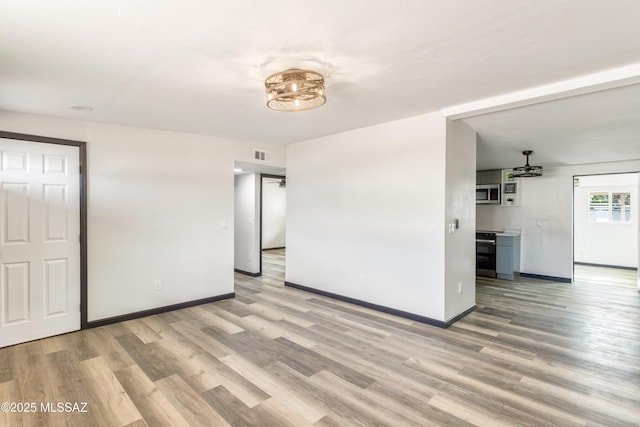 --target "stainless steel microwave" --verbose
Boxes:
[476,184,501,204]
